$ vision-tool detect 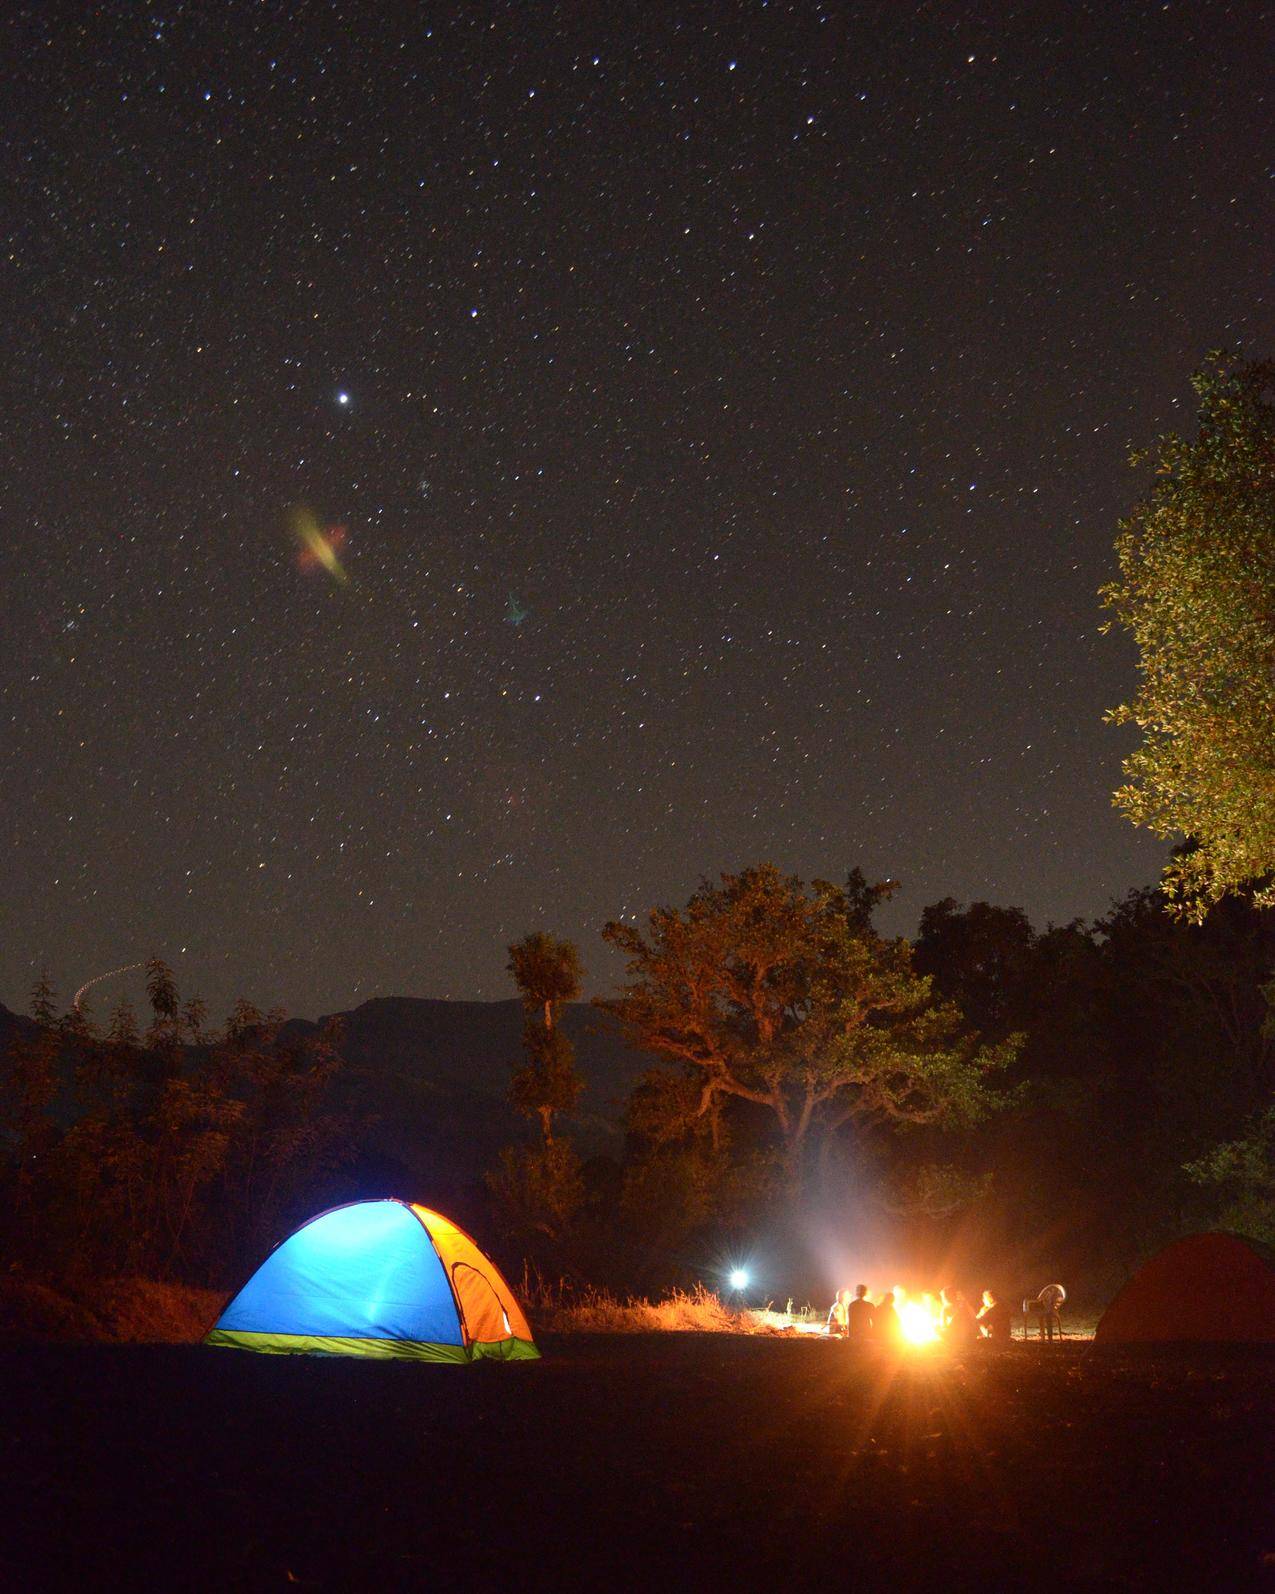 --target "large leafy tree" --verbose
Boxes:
[1101,352,1275,917]
[599,865,1017,1174]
